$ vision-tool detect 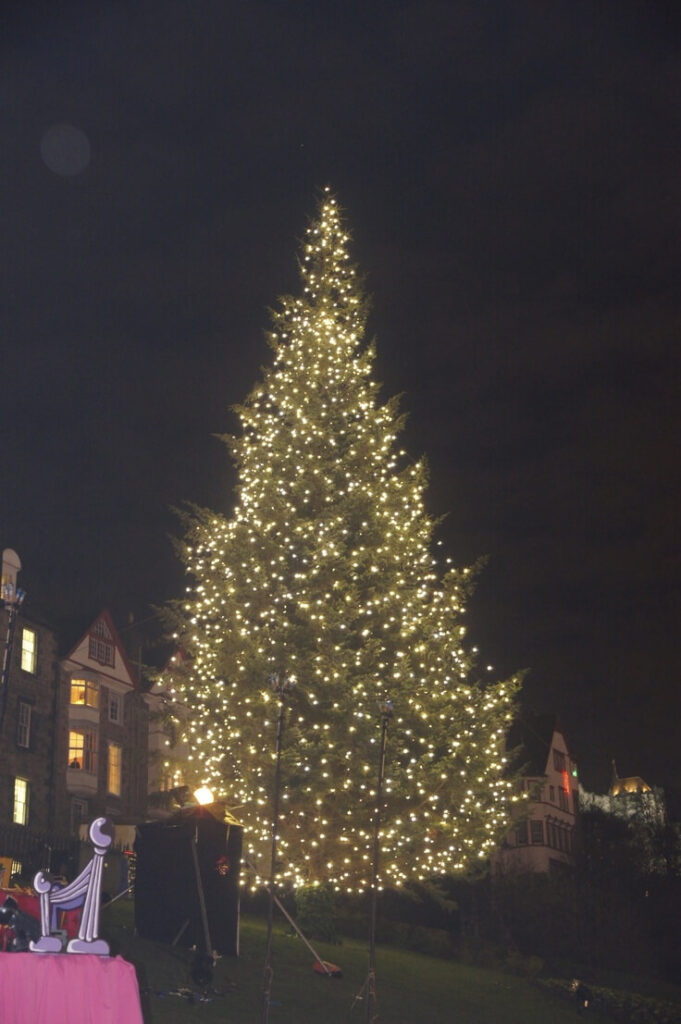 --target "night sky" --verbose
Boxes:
[2,2,680,794]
